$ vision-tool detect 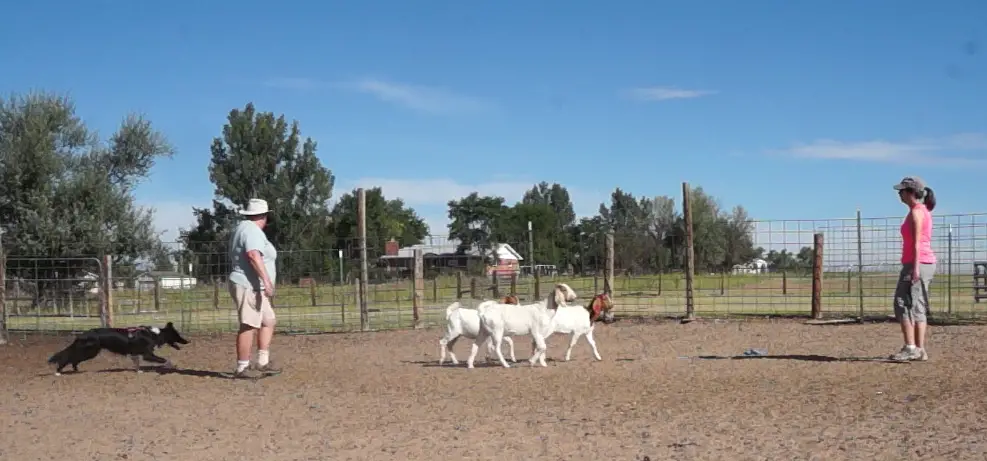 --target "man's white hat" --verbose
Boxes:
[238,198,270,216]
